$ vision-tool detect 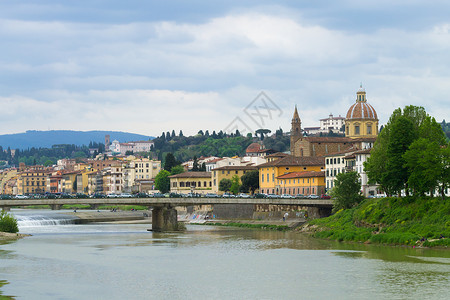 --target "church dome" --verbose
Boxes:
[346,85,378,120]
[346,102,378,120]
